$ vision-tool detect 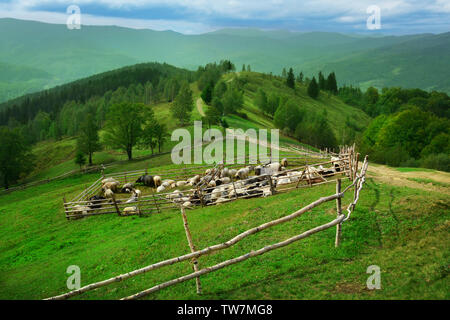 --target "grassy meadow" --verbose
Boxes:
[0,159,448,299]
